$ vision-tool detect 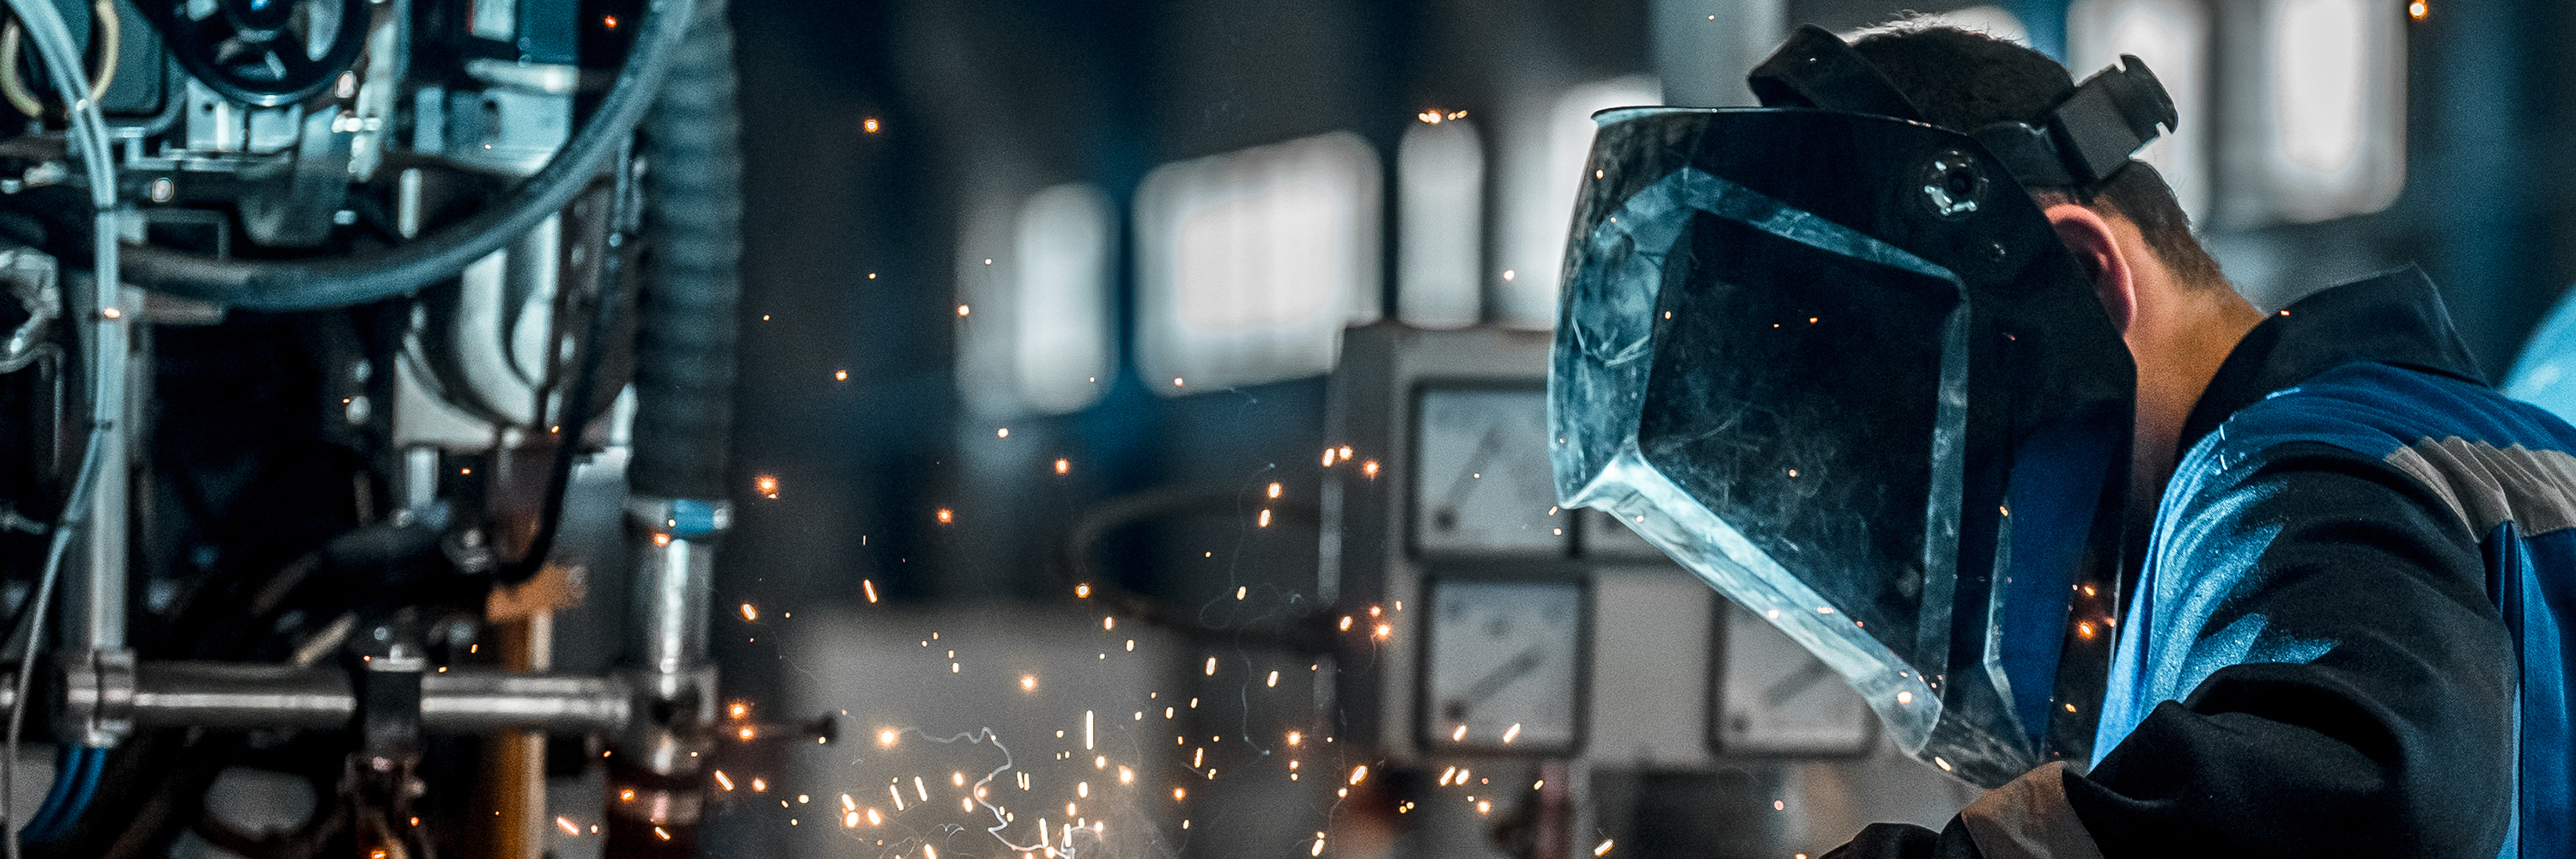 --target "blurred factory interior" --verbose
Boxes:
[0,0,2571,857]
